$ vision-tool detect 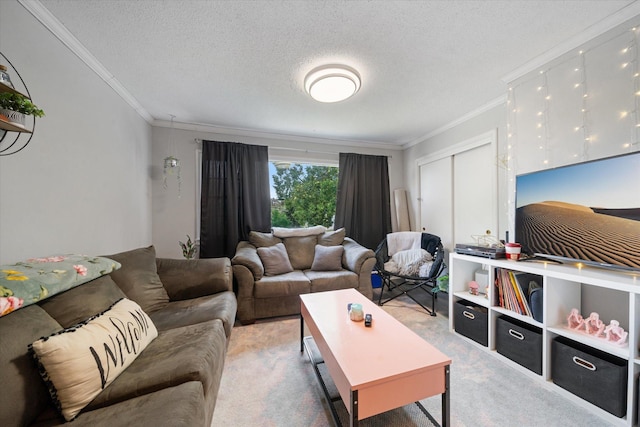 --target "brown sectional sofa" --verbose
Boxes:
[0,246,236,427]
[232,228,376,323]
